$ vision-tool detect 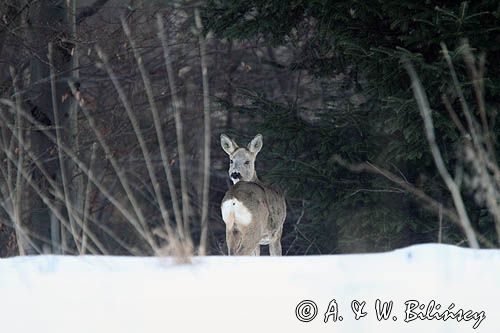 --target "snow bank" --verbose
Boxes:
[0,244,497,332]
